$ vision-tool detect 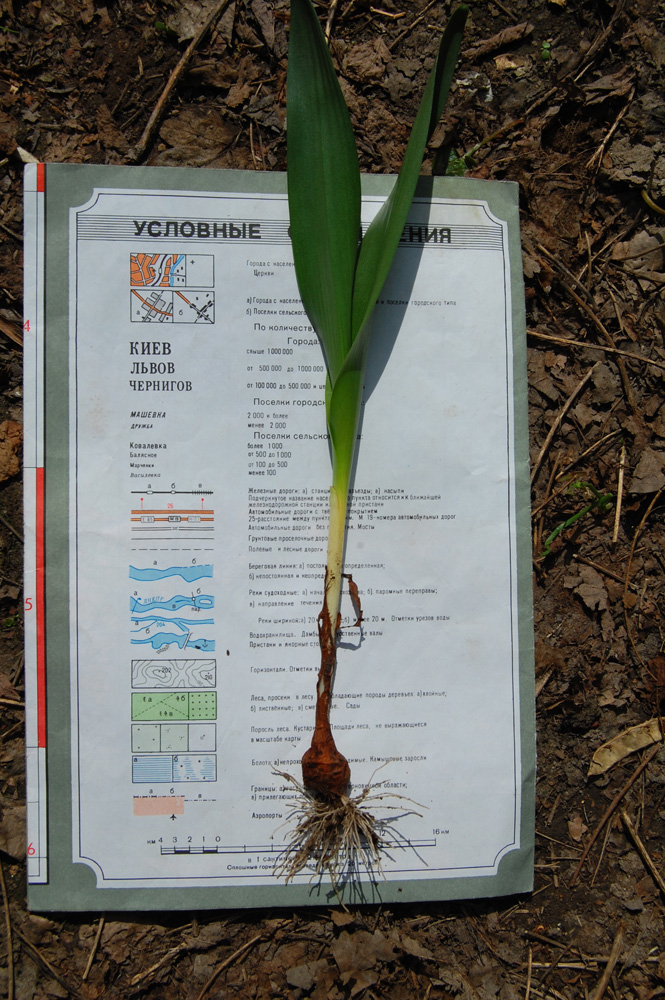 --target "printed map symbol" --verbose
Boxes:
[132,658,216,688]
[130,254,213,288]
[130,289,215,324]
[131,691,217,721]
[130,253,215,323]
[130,565,213,583]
